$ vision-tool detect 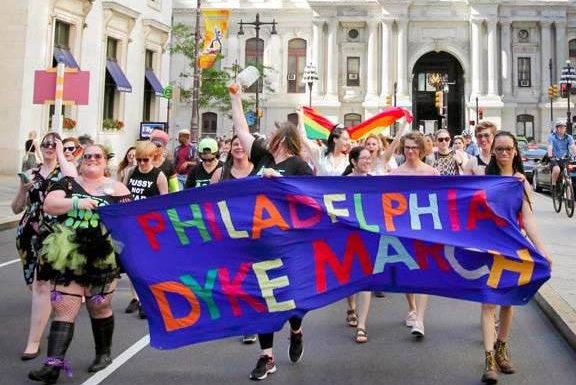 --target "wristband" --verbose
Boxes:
[71,196,79,211]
